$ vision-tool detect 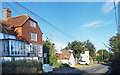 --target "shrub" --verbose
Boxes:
[2,59,42,73]
[49,55,57,65]
[60,63,70,67]
[53,62,70,67]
